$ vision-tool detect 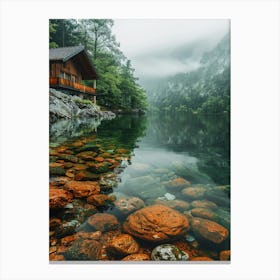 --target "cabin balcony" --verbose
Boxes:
[49,77,96,95]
